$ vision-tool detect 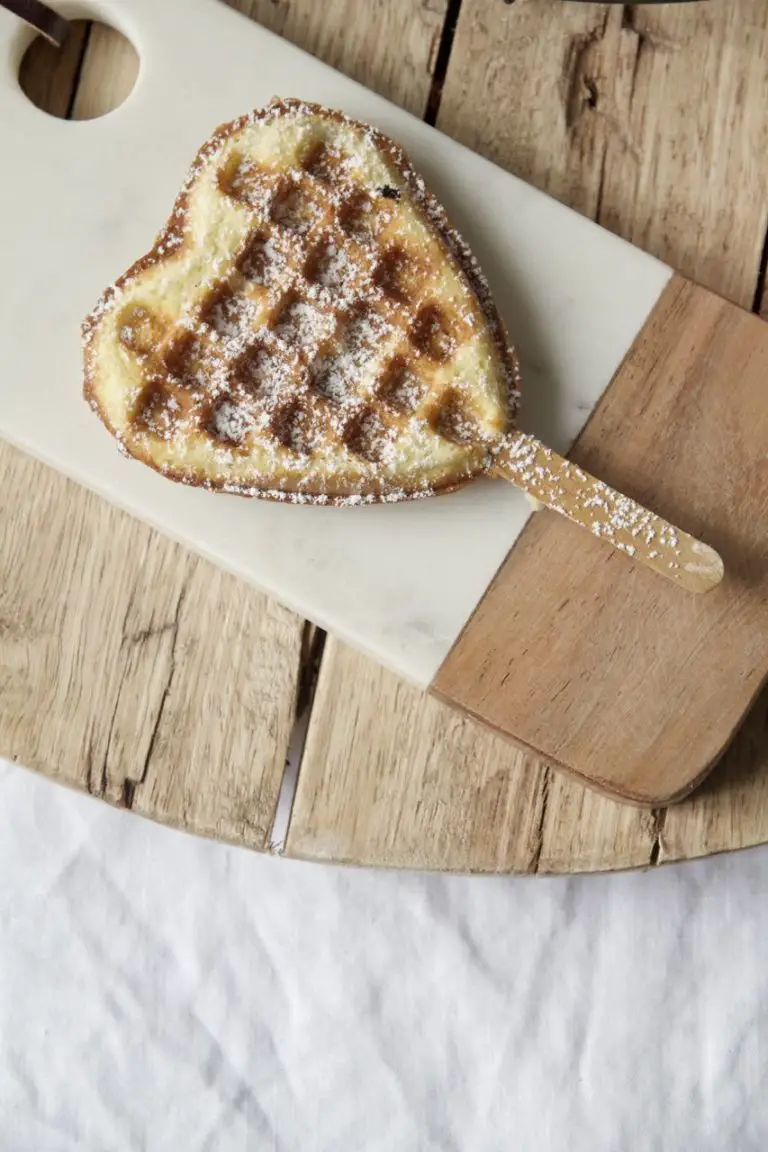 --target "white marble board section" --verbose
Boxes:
[0,0,672,686]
